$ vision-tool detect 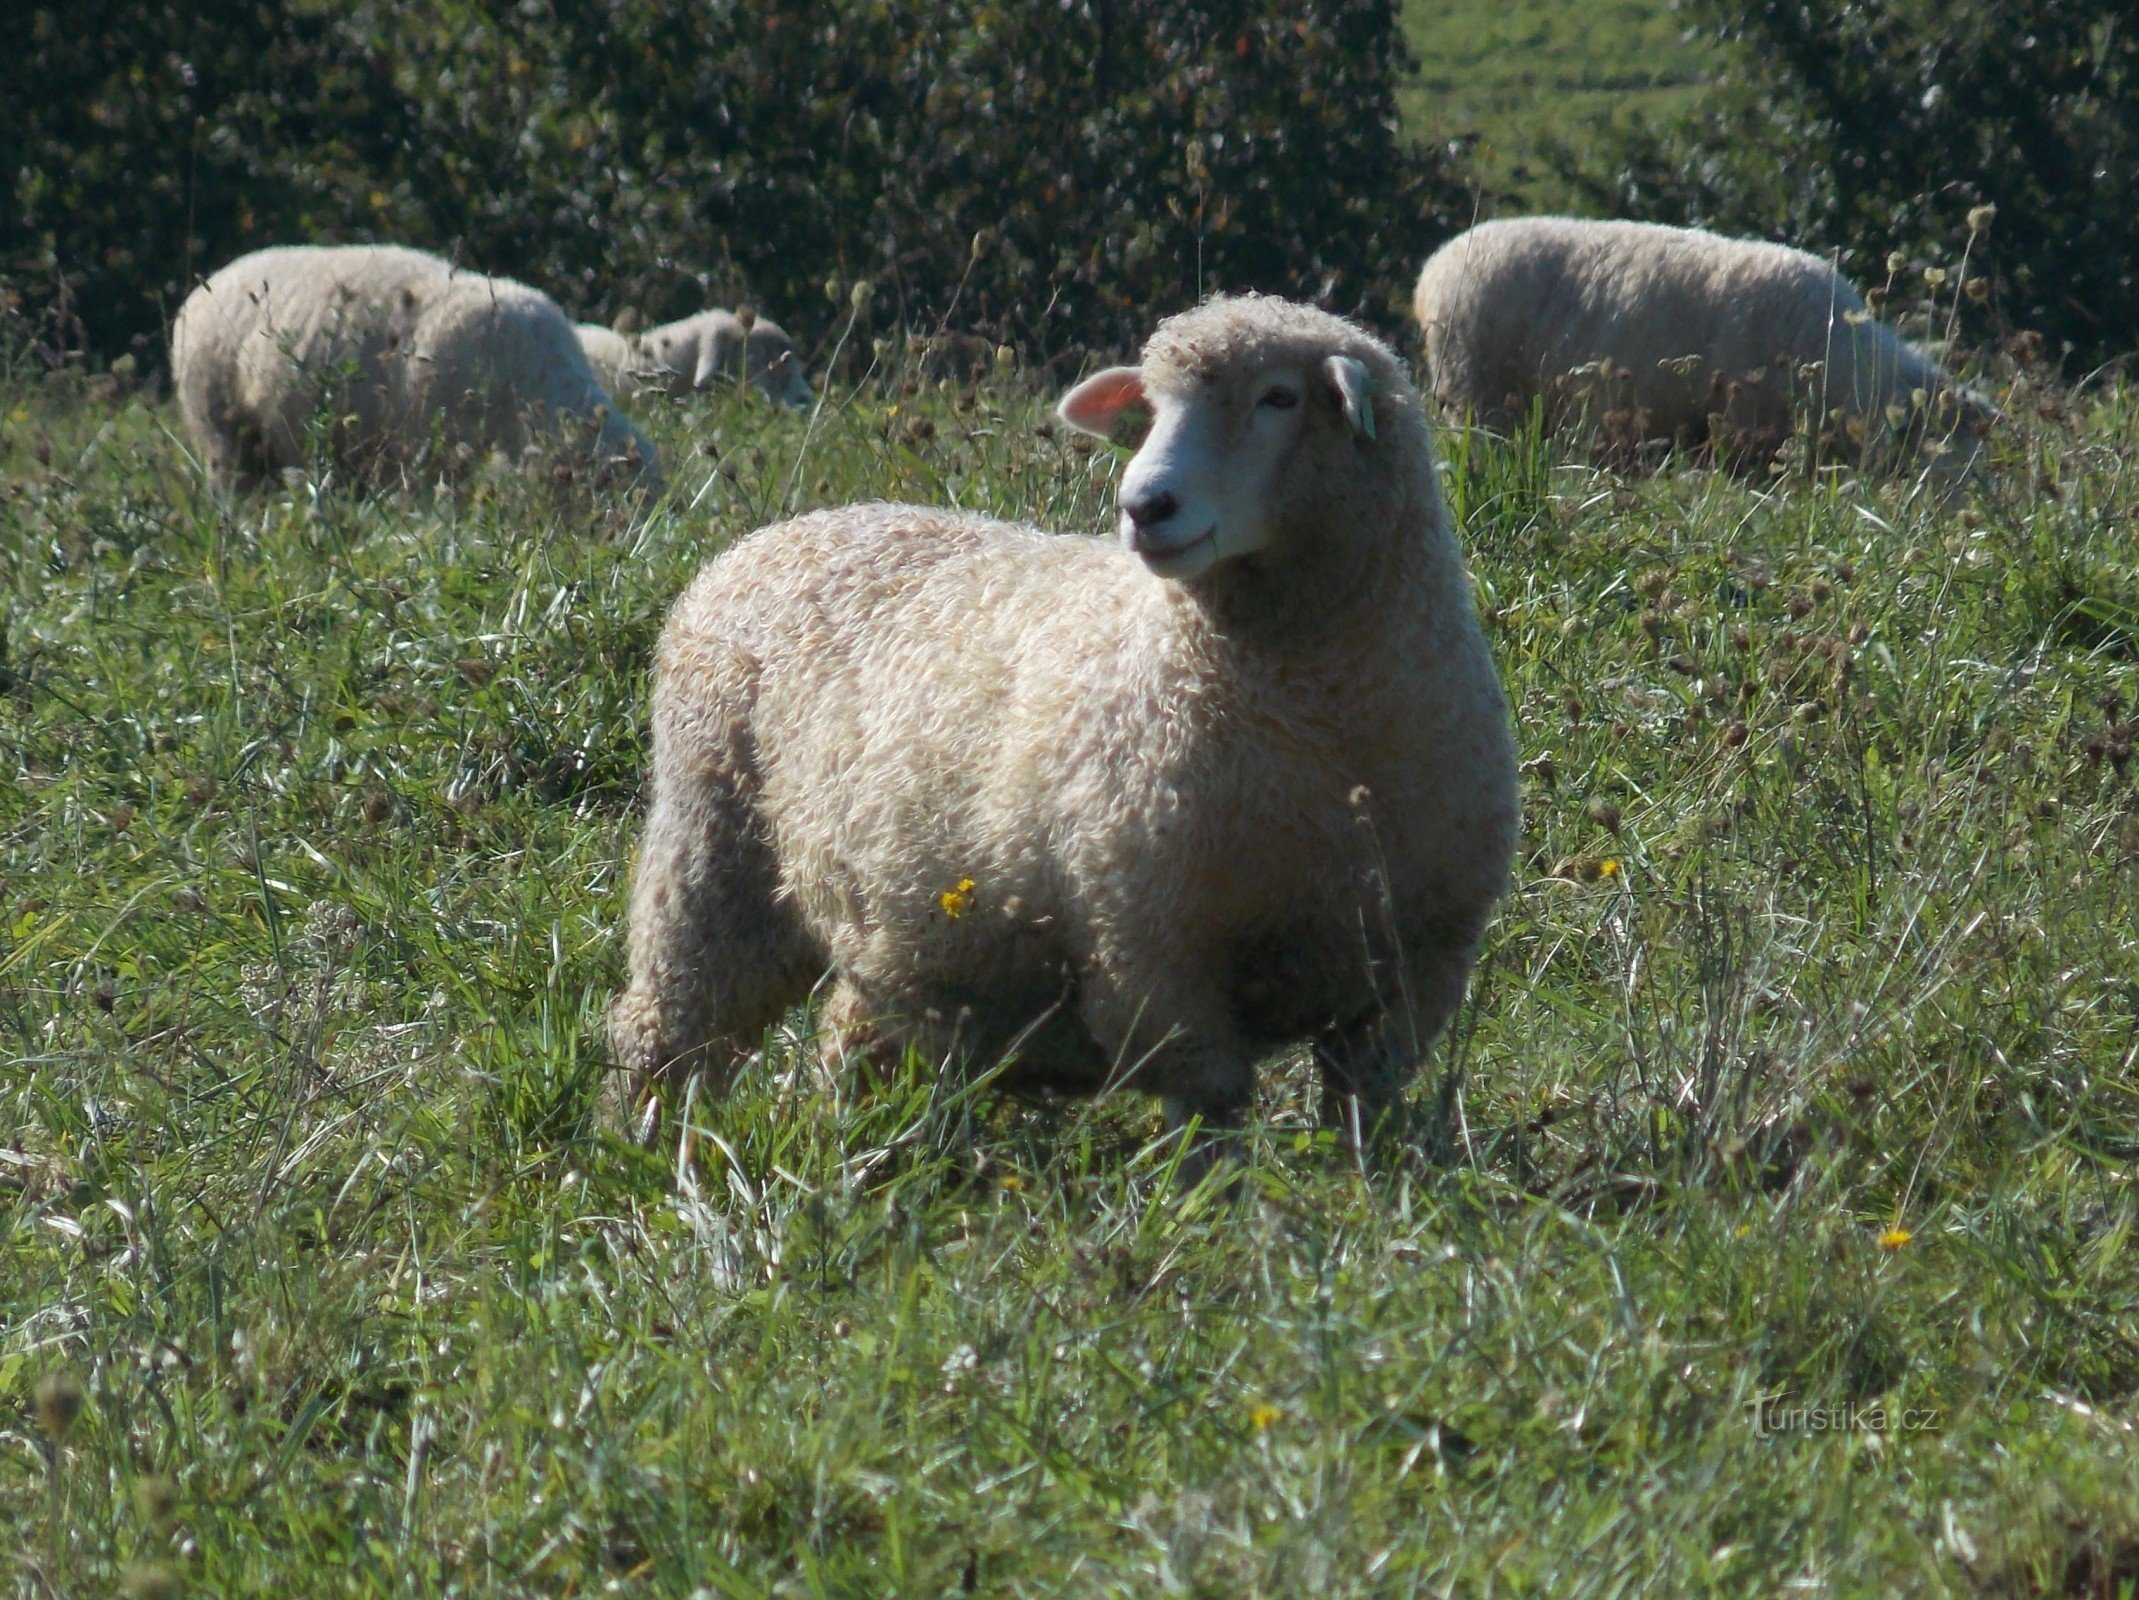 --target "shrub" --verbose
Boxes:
[1559,0,2139,371]
[0,0,1471,367]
